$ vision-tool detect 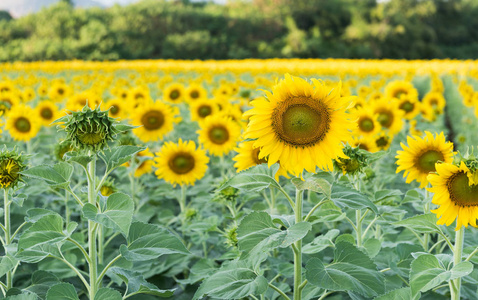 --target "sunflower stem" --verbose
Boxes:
[423,189,431,251]
[4,189,12,290]
[293,189,304,300]
[450,227,465,300]
[179,184,187,214]
[269,189,276,214]
[355,210,363,248]
[65,189,70,224]
[87,153,98,299]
